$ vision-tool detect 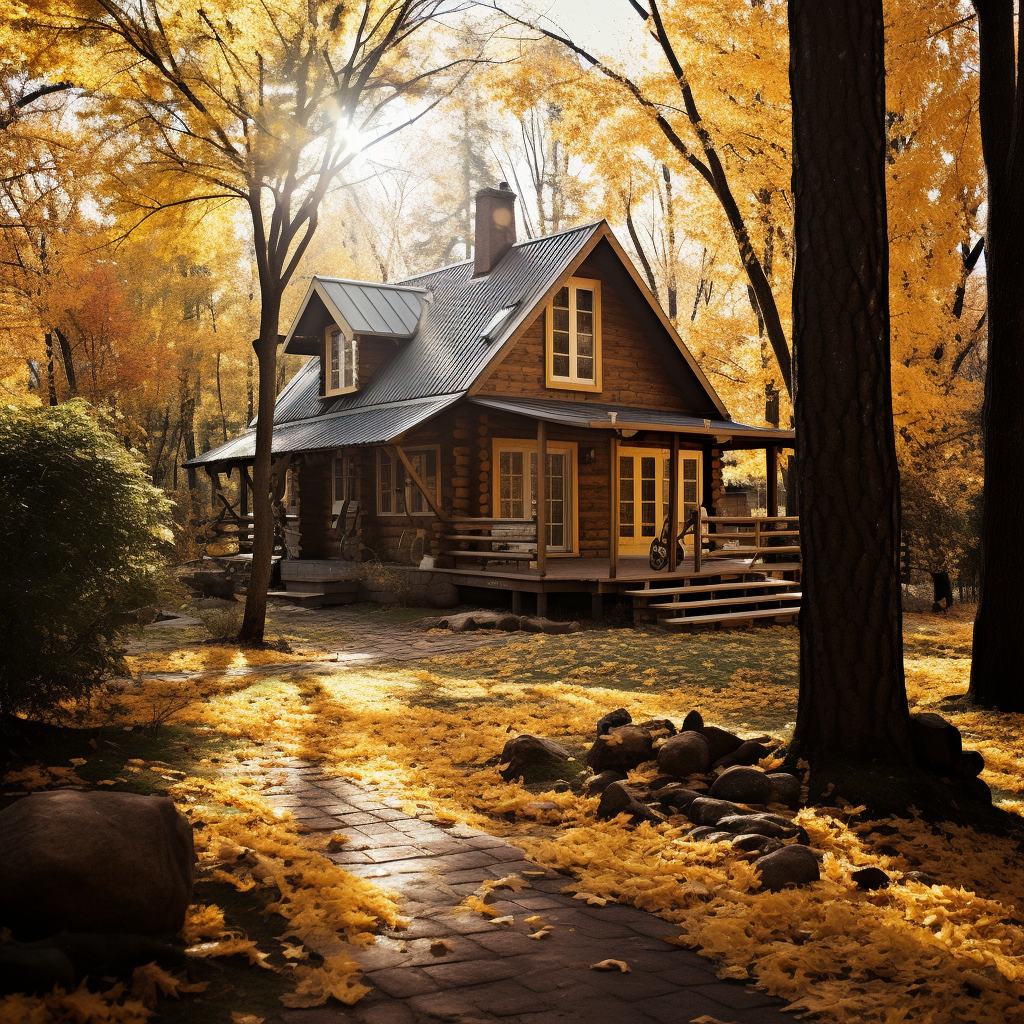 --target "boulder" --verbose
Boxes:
[713,740,772,769]
[586,725,654,772]
[27,932,187,983]
[715,814,809,844]
[596,708,632,736]
[0,791,194,939]
[681,710,704,731]
[909,712,963,772]
[181,571,236,601]
[651,784,702,813]
[584,770,627,796]
[687,825,717,840]
[657,732,711,777]
[754,845,820,891]
[959,750,985,778]
[699,726,744,763]
[0,946,75,997]
[709,766,774,804]
[519,616,581,634]
[767,773,802,808]
[597,782,666,826]
[851,867,890,891]
[637,718,677,738]
[497,734,571,782]
[731,834,783,858]
[686,796,744,826]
